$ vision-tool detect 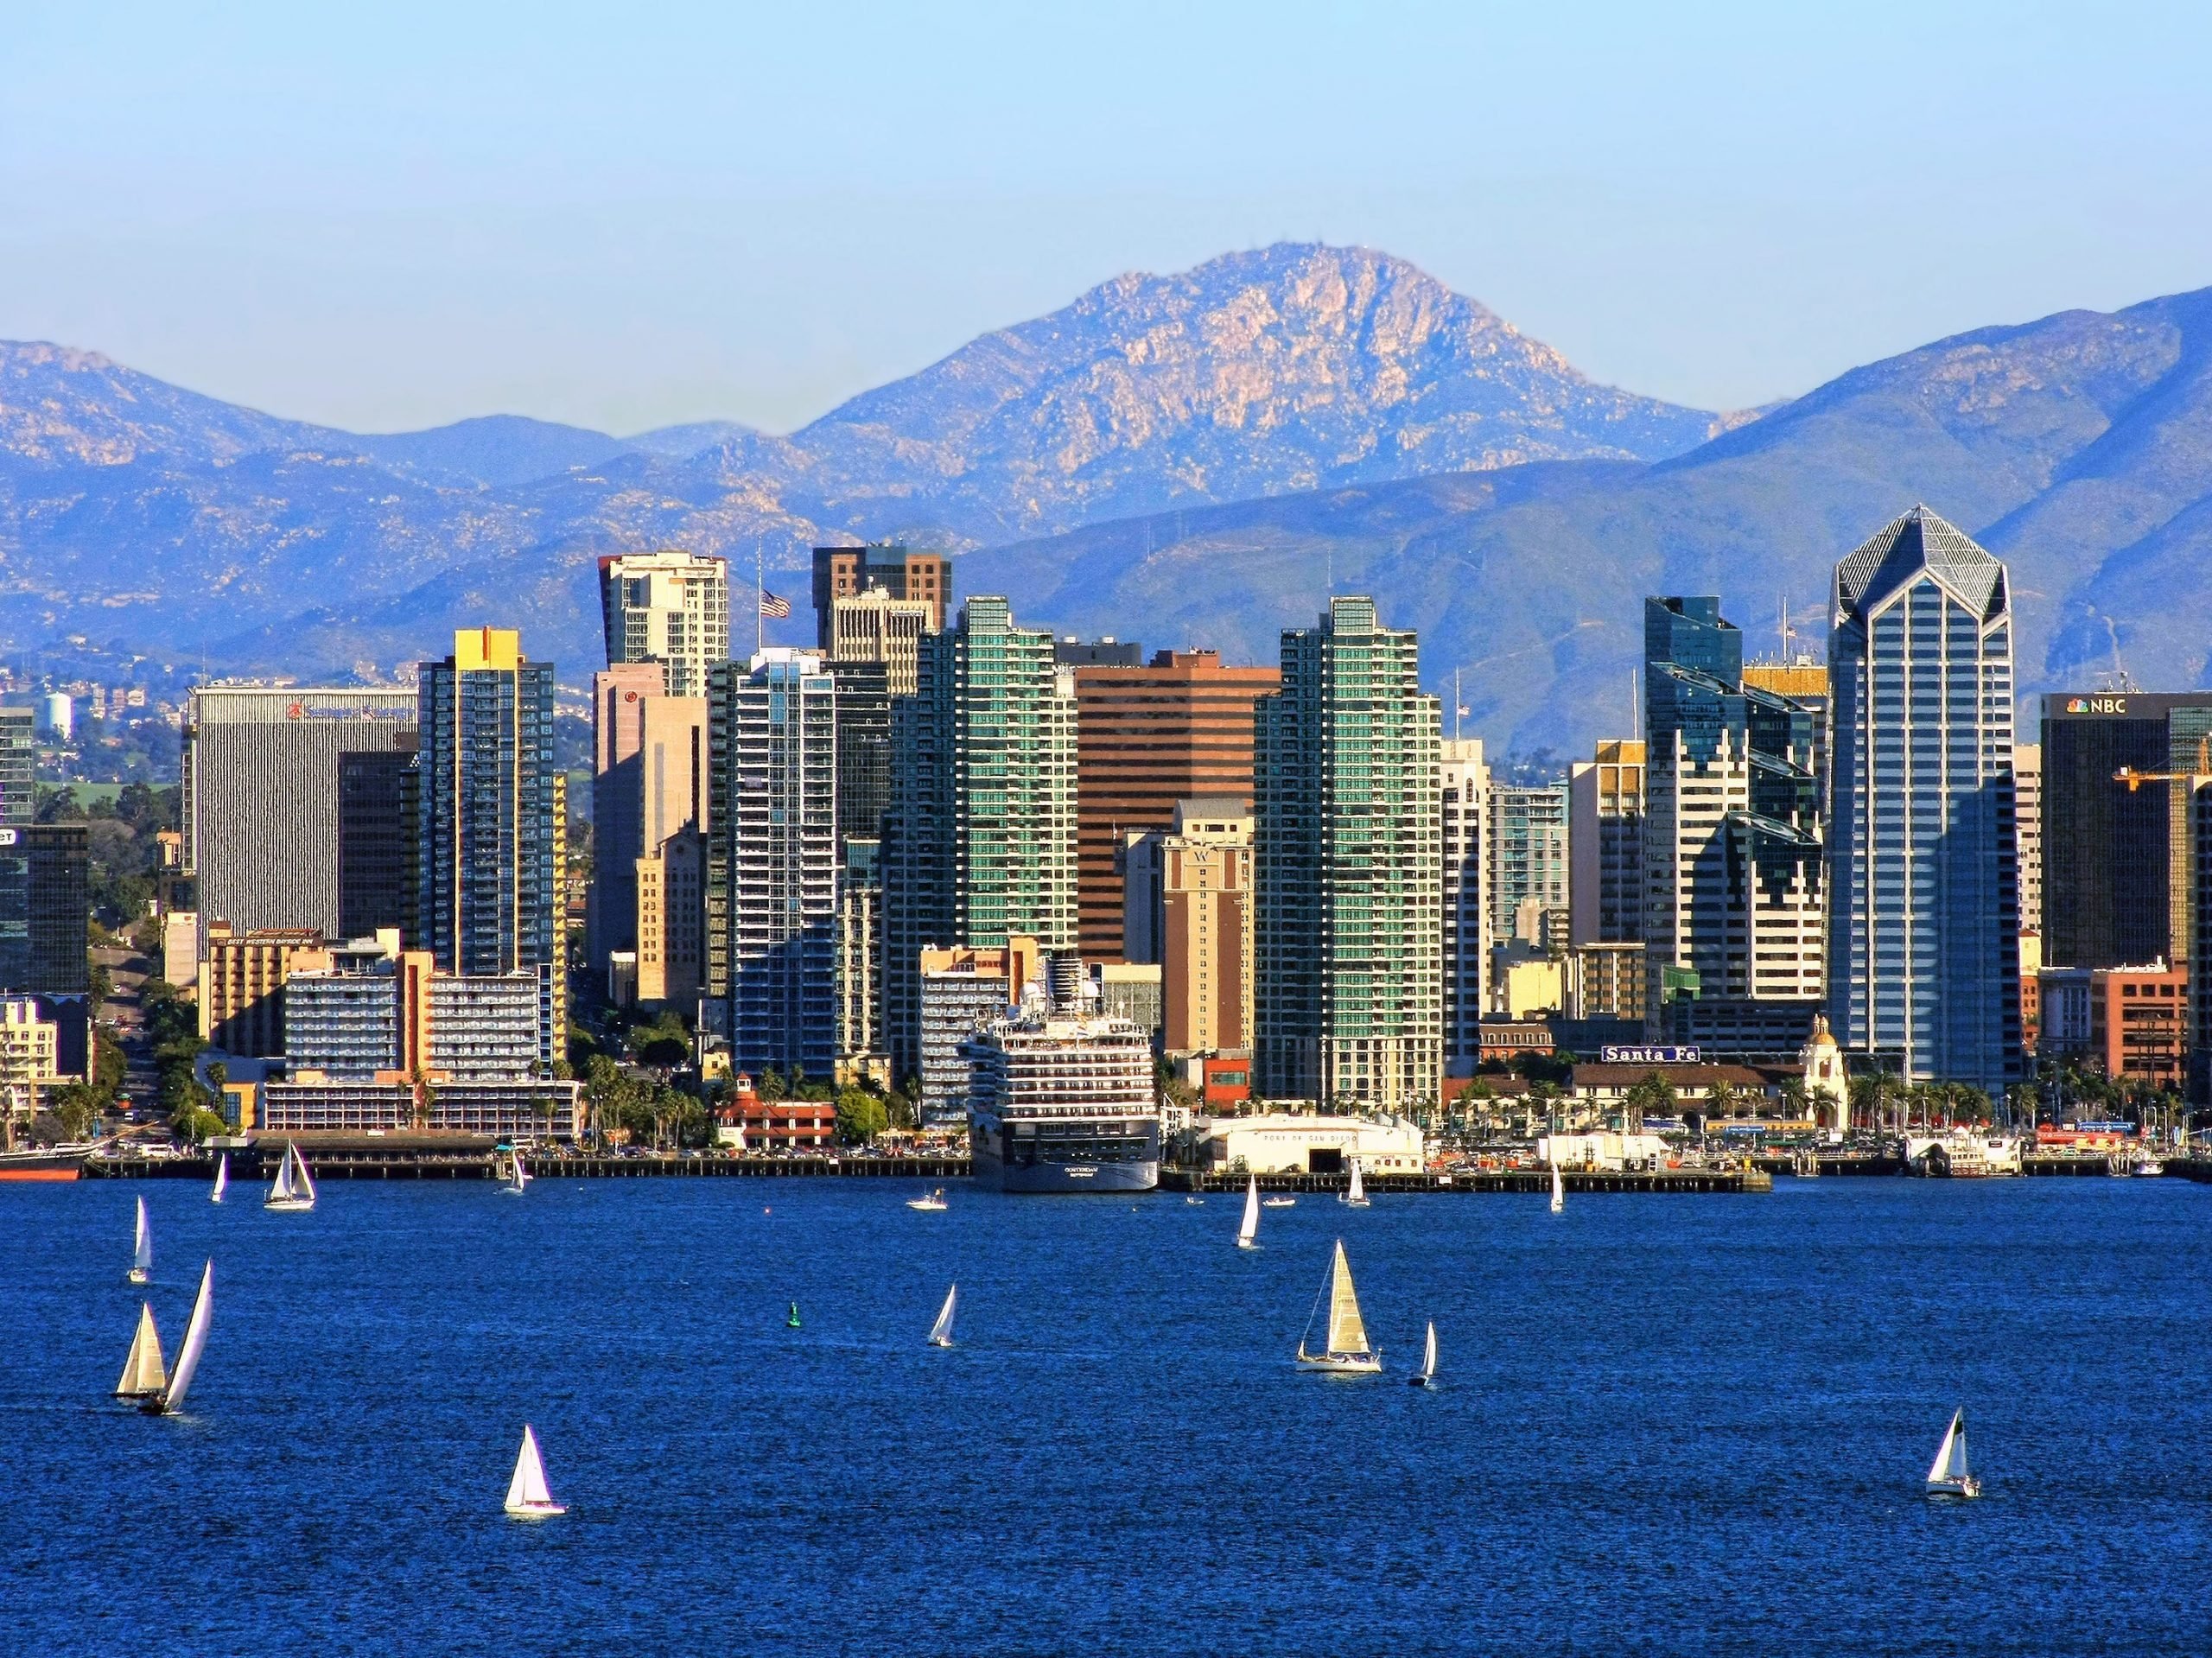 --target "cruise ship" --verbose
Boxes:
[963,1007,1162,1193]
